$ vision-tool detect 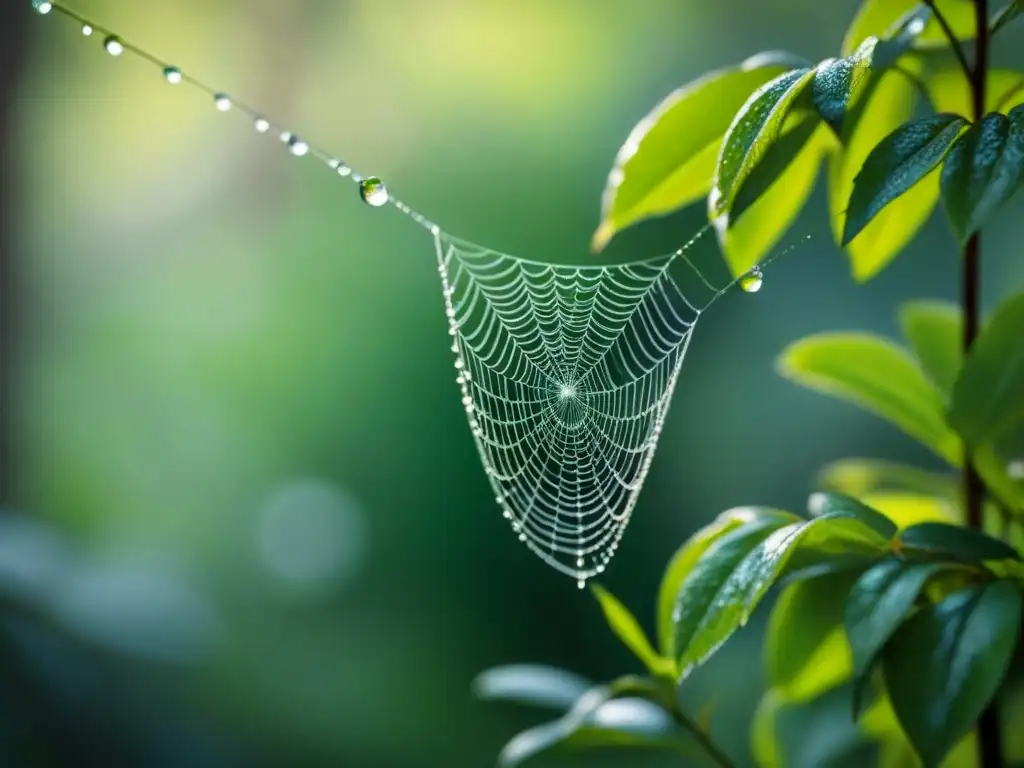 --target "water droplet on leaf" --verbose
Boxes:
[360,177,388,207]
